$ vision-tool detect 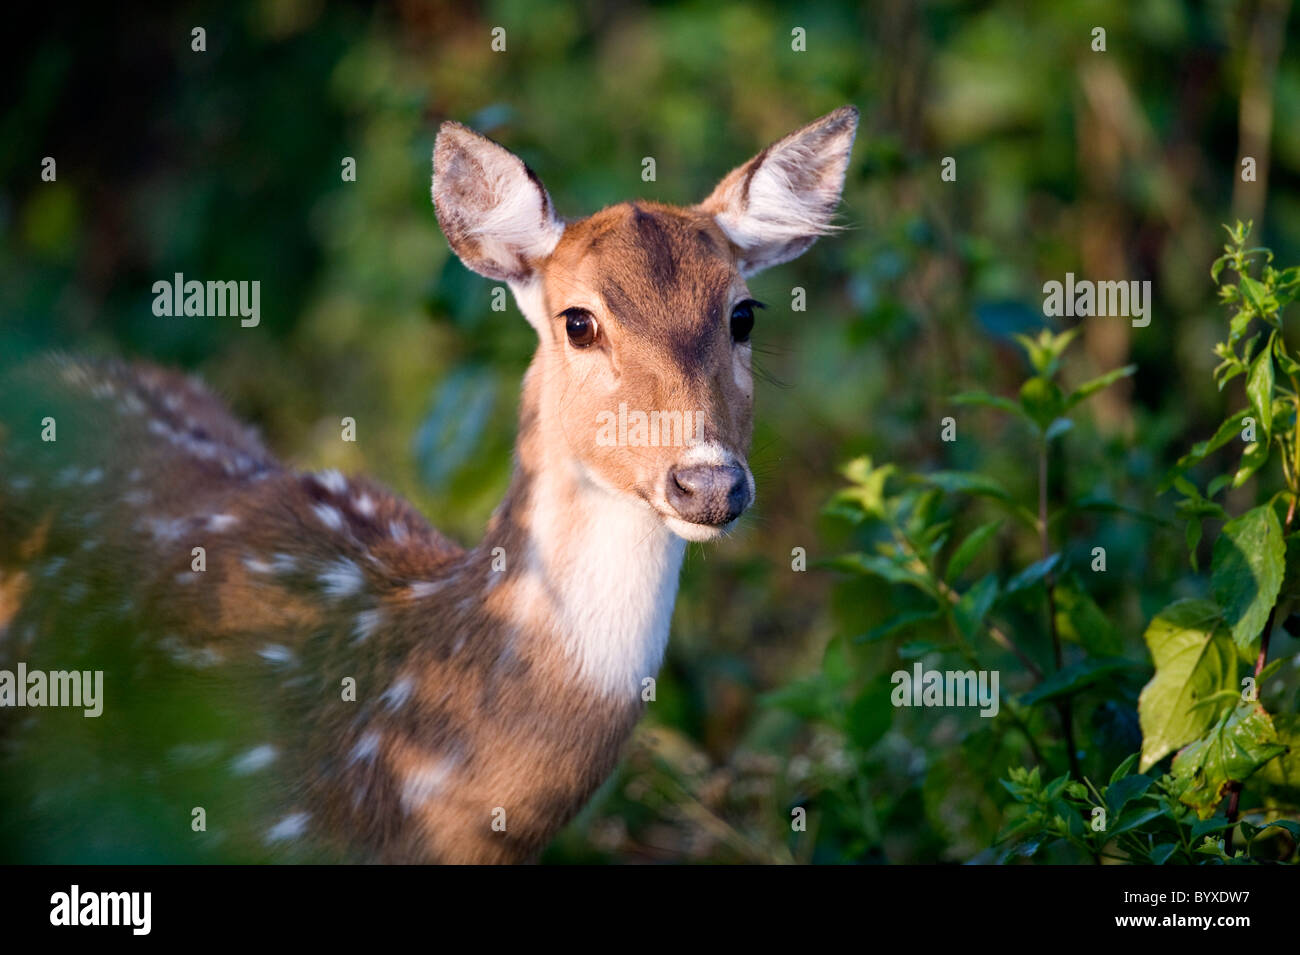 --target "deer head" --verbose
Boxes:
[432,106,858,542]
